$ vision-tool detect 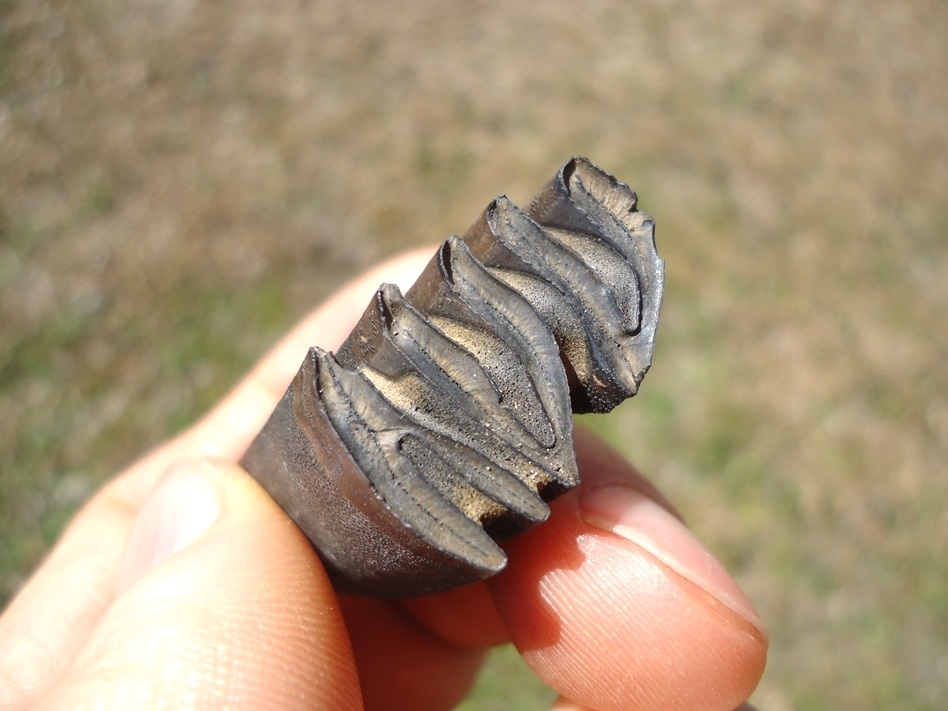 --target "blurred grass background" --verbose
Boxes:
[2,0,946,708]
